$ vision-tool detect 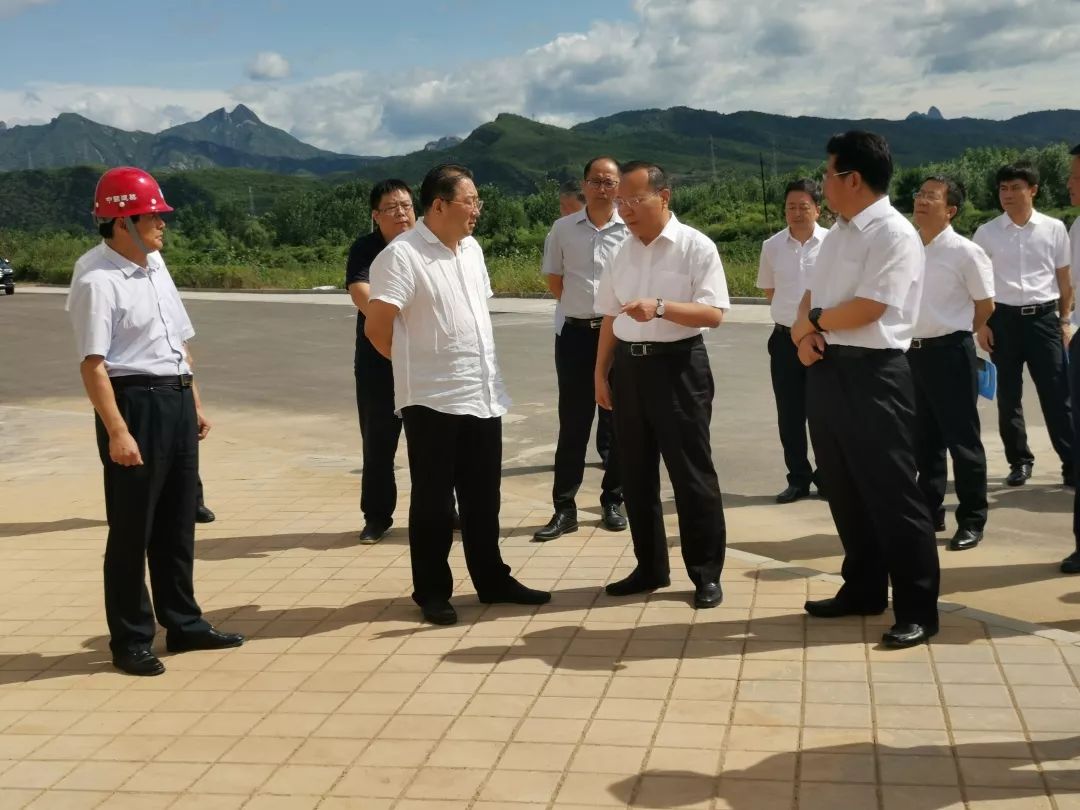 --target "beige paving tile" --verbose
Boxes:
[479,769,562,804]
[570,744,647,774]
[555,770,635,806]
[404,766,488,800]
[331,765,414,797]
[496,741,574,772]
[881,785,965,809]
